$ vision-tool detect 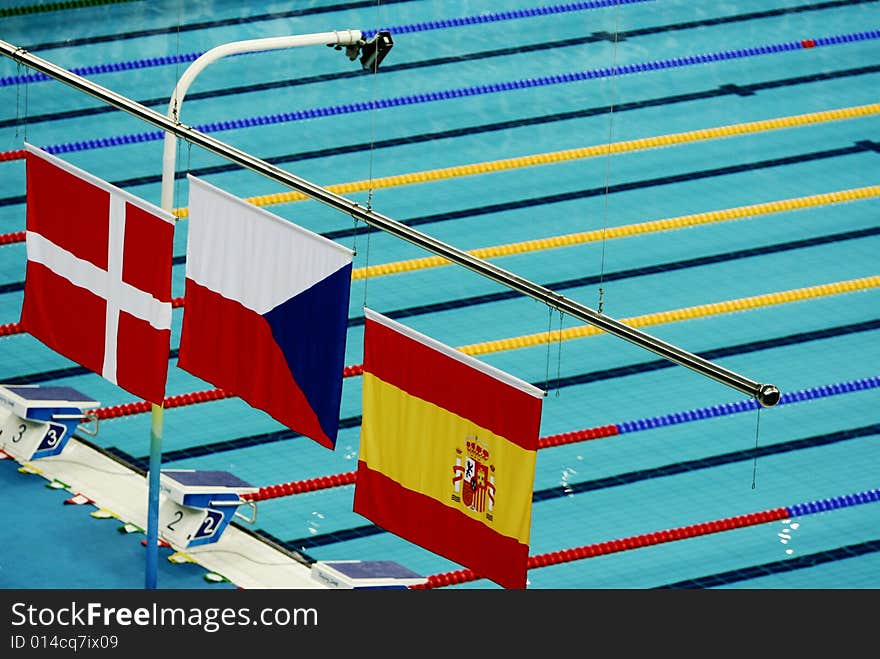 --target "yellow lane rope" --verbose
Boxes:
[352,185,880,279]
[170,102,880,219]
[457,275,880,356]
